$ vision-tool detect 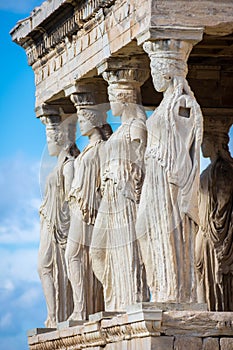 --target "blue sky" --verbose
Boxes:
[0,2,46,350]
[0,2,233,350]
